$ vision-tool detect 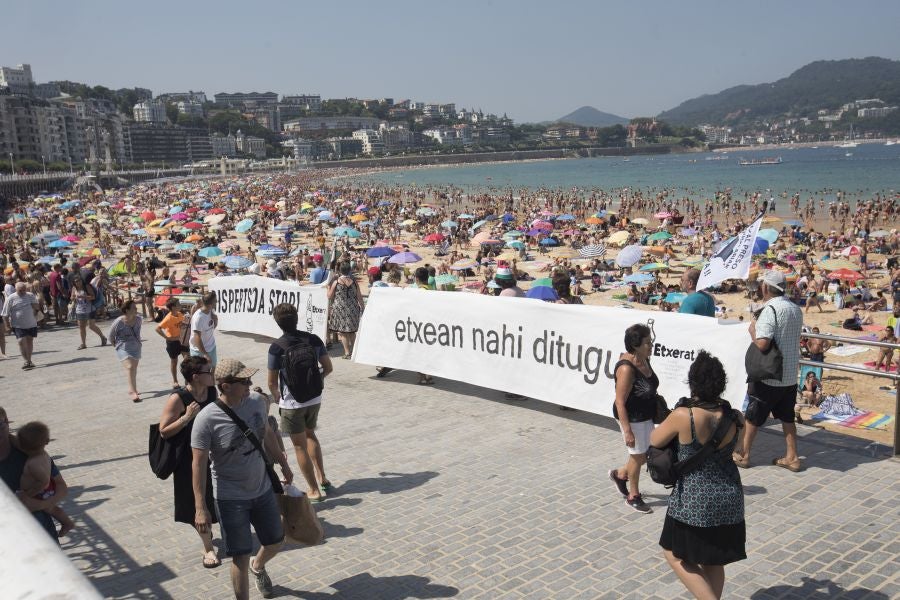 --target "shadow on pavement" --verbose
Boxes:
[312,497,363,512]
[34,356,97,368]
[55,452,146,471]
[338,471,439,495]
[62,484,177,599]
[319,518,364,539]
[750,577,889,599]
[272,572,459,599]
[750,423,892,472]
